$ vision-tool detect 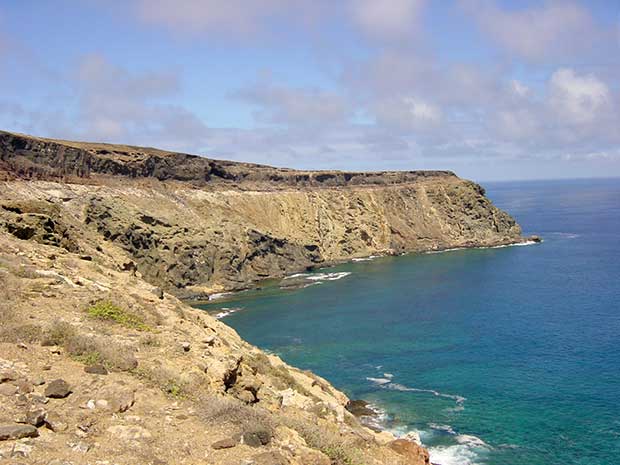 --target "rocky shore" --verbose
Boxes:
[0,131,528,464]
